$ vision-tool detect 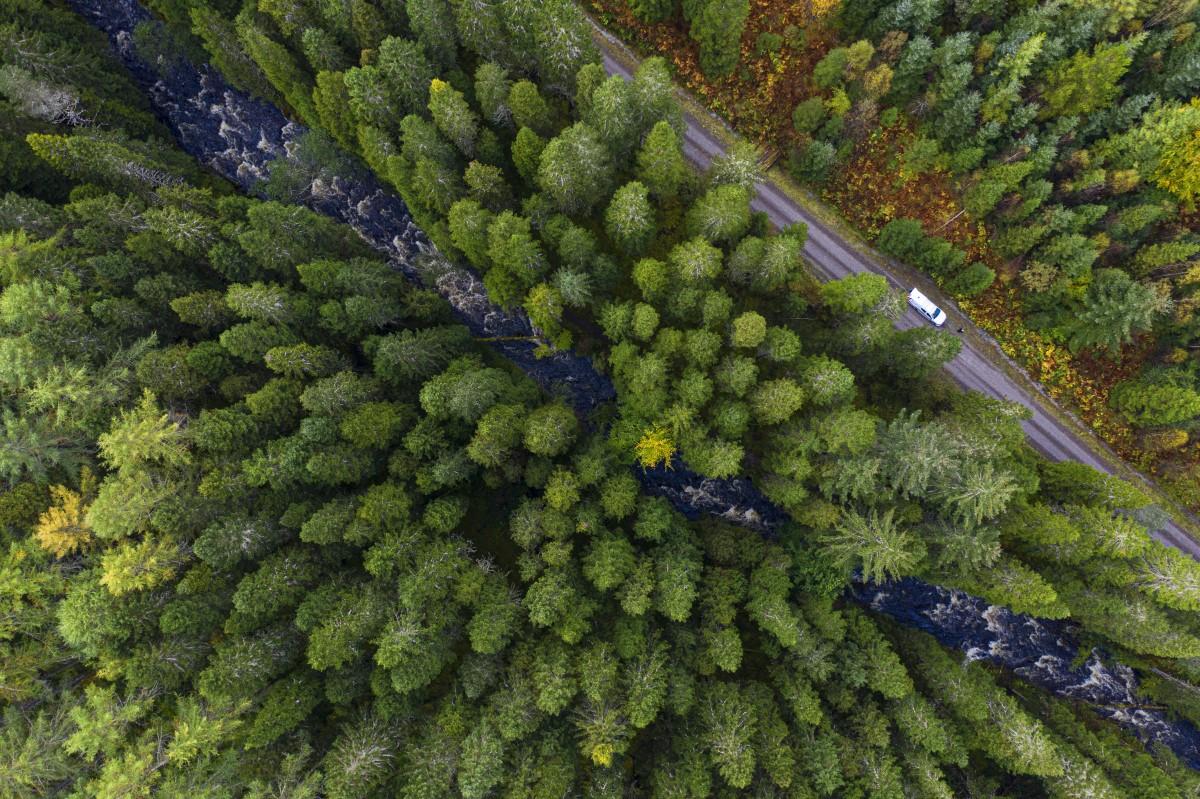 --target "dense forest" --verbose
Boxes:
[4,0,1200,796]
[592,0,1200,509]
